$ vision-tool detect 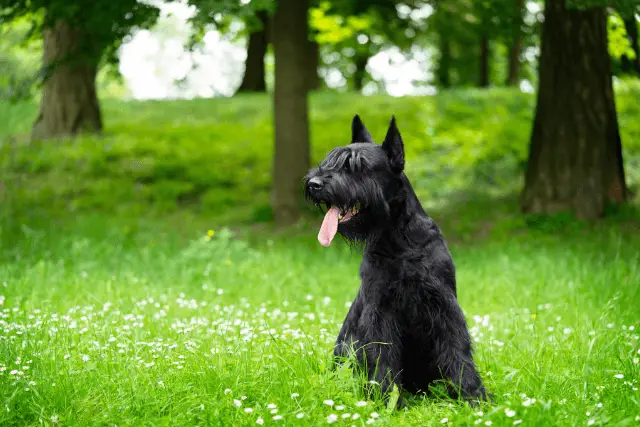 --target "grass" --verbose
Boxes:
[1,86,639,426]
